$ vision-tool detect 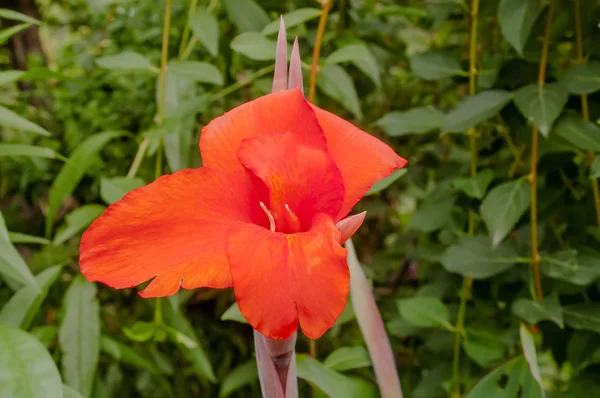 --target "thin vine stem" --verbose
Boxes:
[178,0,199,58]
[308,0,332,103]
